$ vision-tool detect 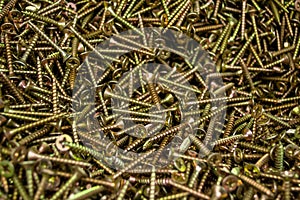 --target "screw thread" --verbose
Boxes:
[241,0,246,40]
[49,171,81,200]
[238,174,274,197]
[21,31,41,63]
[274,142,284,171]
[4,34,13,75]
[234,114,252,127]
[64,142,104,160]
[117,180,130,200]
[124,138,144,152]
[189,134,210,156]
[12,175,31,200]
[19,126,50,145]
[28,21,69,61]
[242,187,255,200]
[61,67,71,88]
[283,180,291,200]
[212,23,231,53]
[78,2,102,19]
[213,134,244,146]
[0,0,17,21]
[169,179,210,199]
[230,33,255,66]
[255,153,270,168]
[123,0,138,18]
[239,142,270,153]
[293,34,300,59]
[168,0,190,27]
[23,11,62,28]
[0,72,25,103]
[33,152,92,167]
[153,136,169,164]
[223,111,236,137]
[113,149,155,179]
